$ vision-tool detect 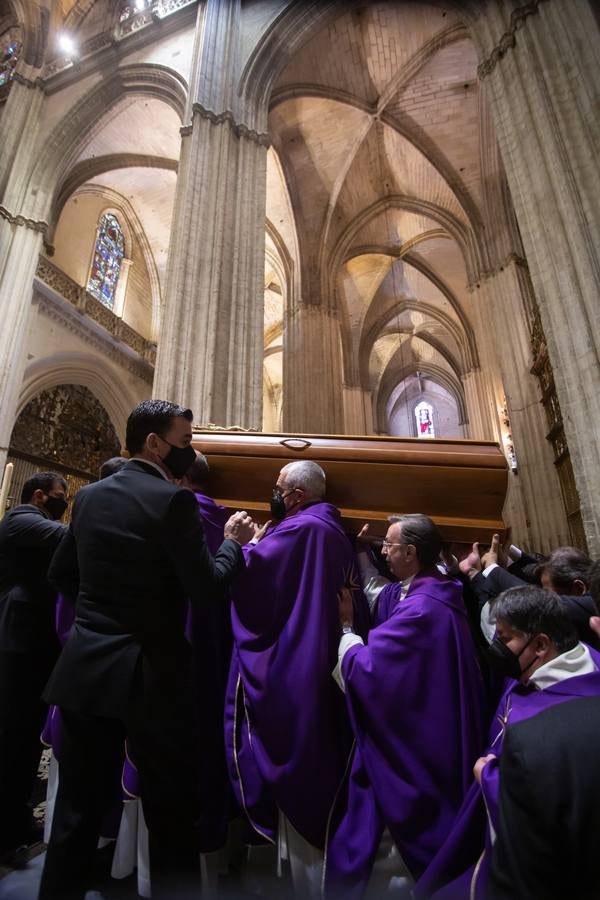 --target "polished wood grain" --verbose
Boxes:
[192,431,507,546]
